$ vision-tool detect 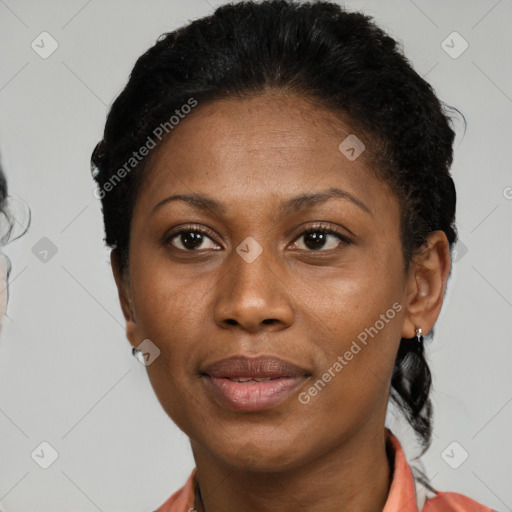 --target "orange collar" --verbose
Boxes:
[383,428,419,512]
